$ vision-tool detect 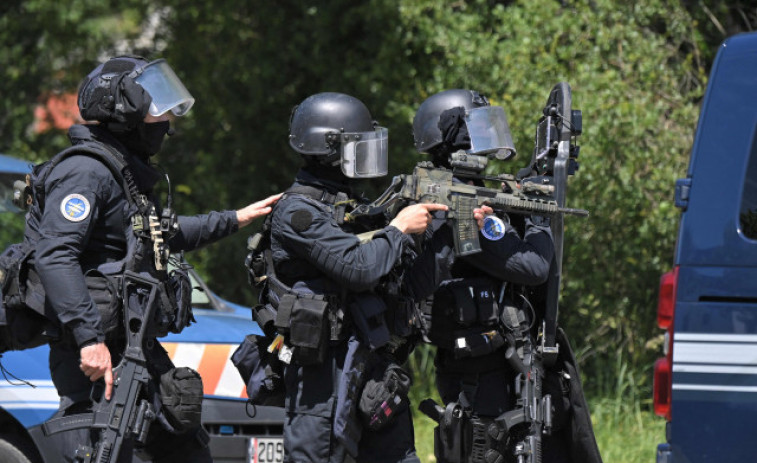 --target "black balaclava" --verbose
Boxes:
[113,120,171,160]
[302,156,354,193]
[88,124,163,192]
[430,106,471,168]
